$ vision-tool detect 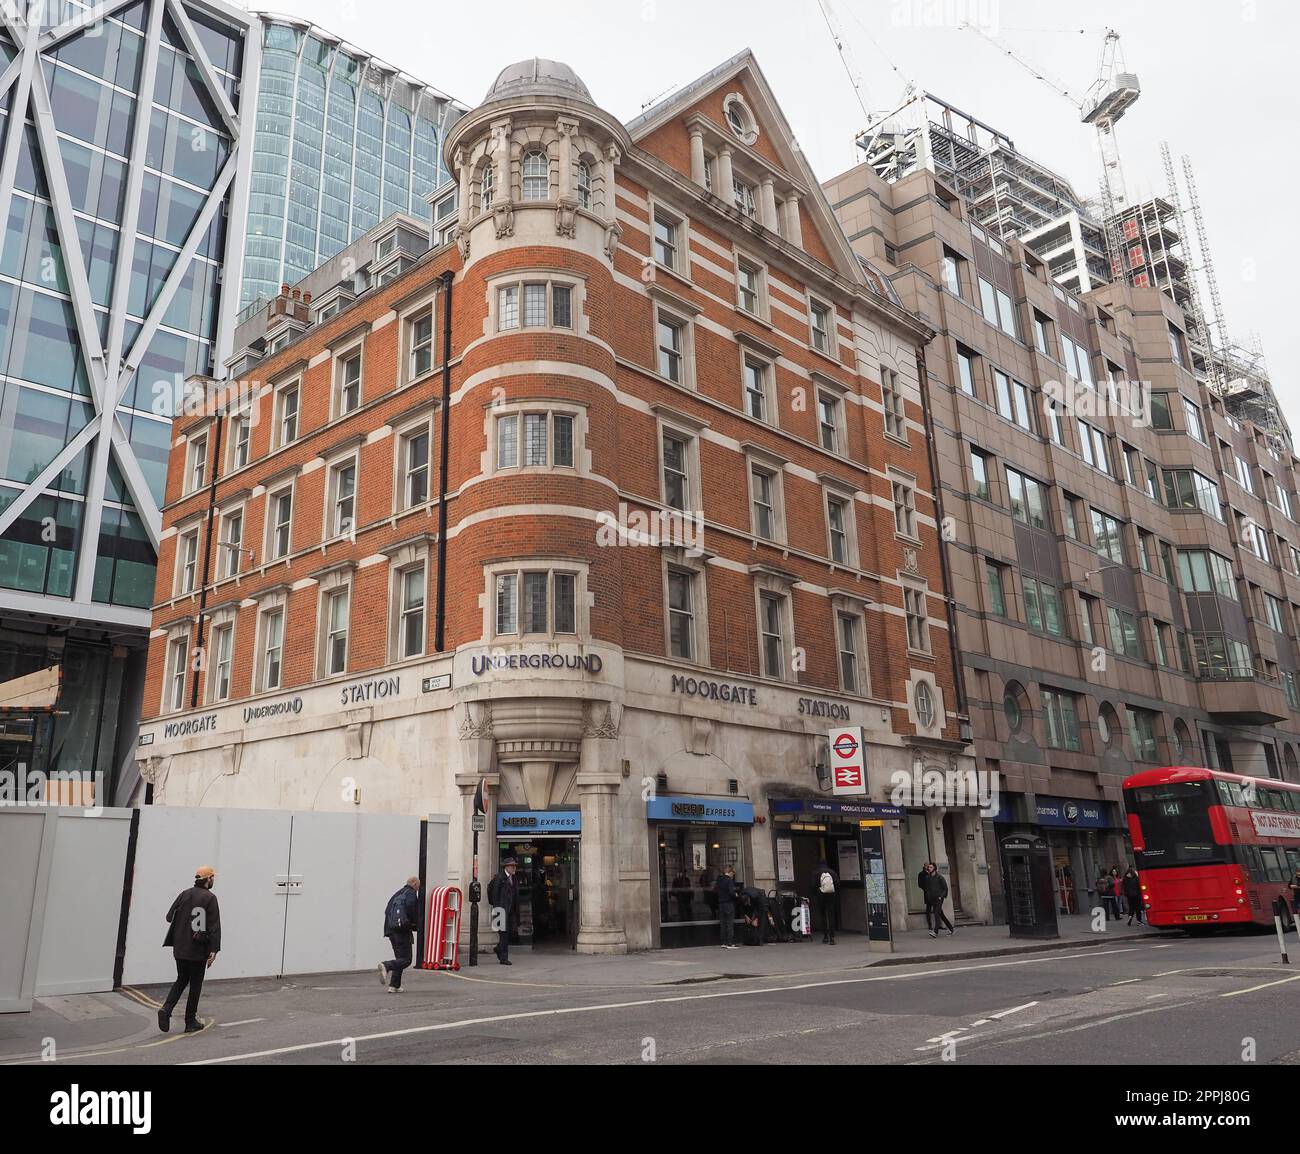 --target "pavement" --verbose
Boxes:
[0,913,1175,1064]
